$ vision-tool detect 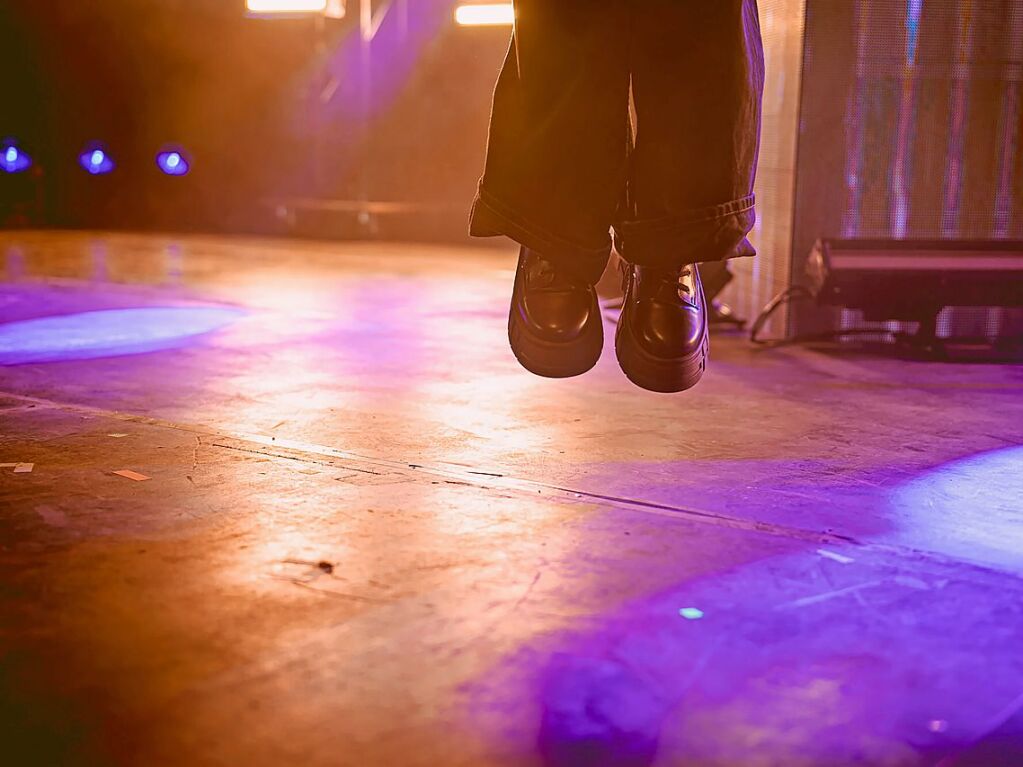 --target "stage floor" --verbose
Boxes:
[2,230,1022,766]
